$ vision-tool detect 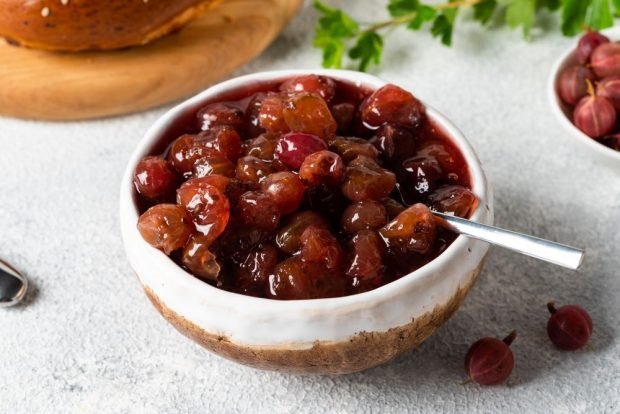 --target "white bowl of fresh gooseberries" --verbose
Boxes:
[549,27,620,169]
